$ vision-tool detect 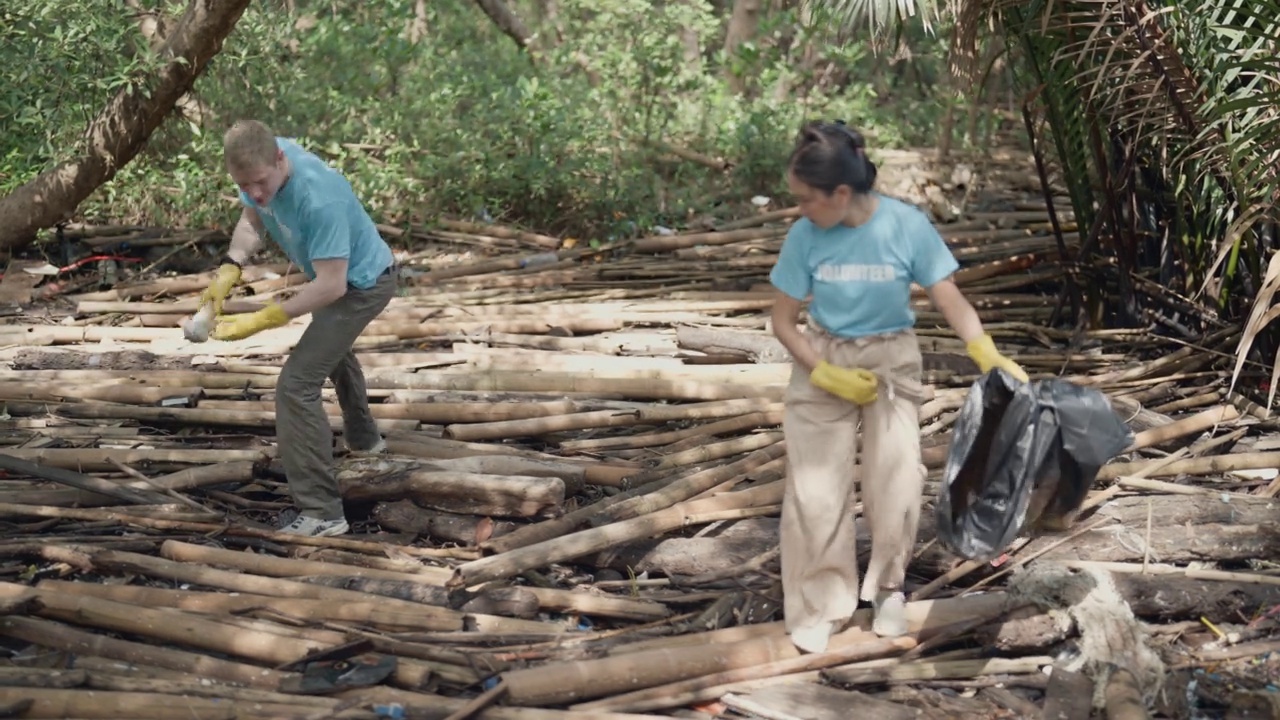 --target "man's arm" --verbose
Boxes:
[277,257,348,318]
[227,206,266,265]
